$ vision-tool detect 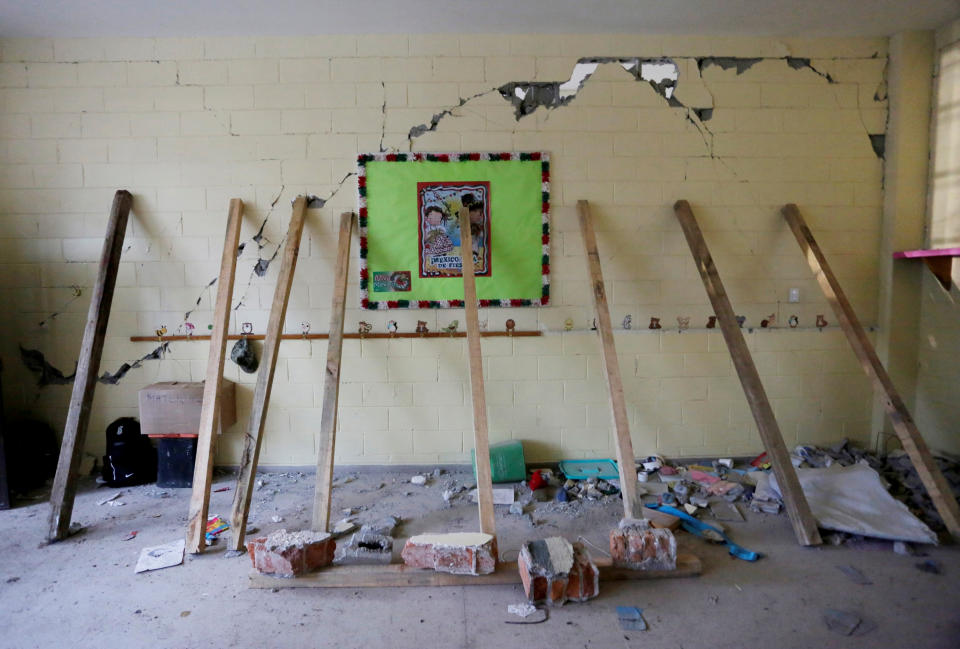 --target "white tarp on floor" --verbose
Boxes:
[756,462,938,544]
